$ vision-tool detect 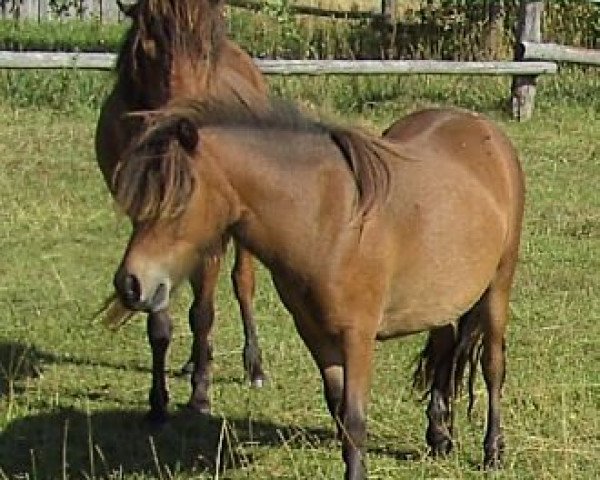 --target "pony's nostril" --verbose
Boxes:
[123,274,141,305]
